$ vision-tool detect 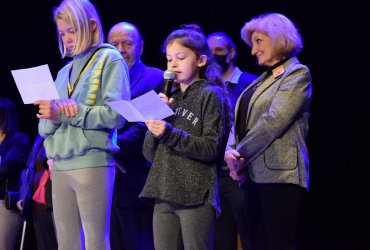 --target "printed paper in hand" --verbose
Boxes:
[107,90,174,122]
[11,64,59,104]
